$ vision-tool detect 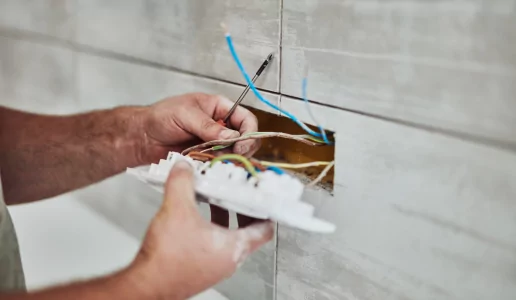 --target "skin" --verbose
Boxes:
[0,93,272,299]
